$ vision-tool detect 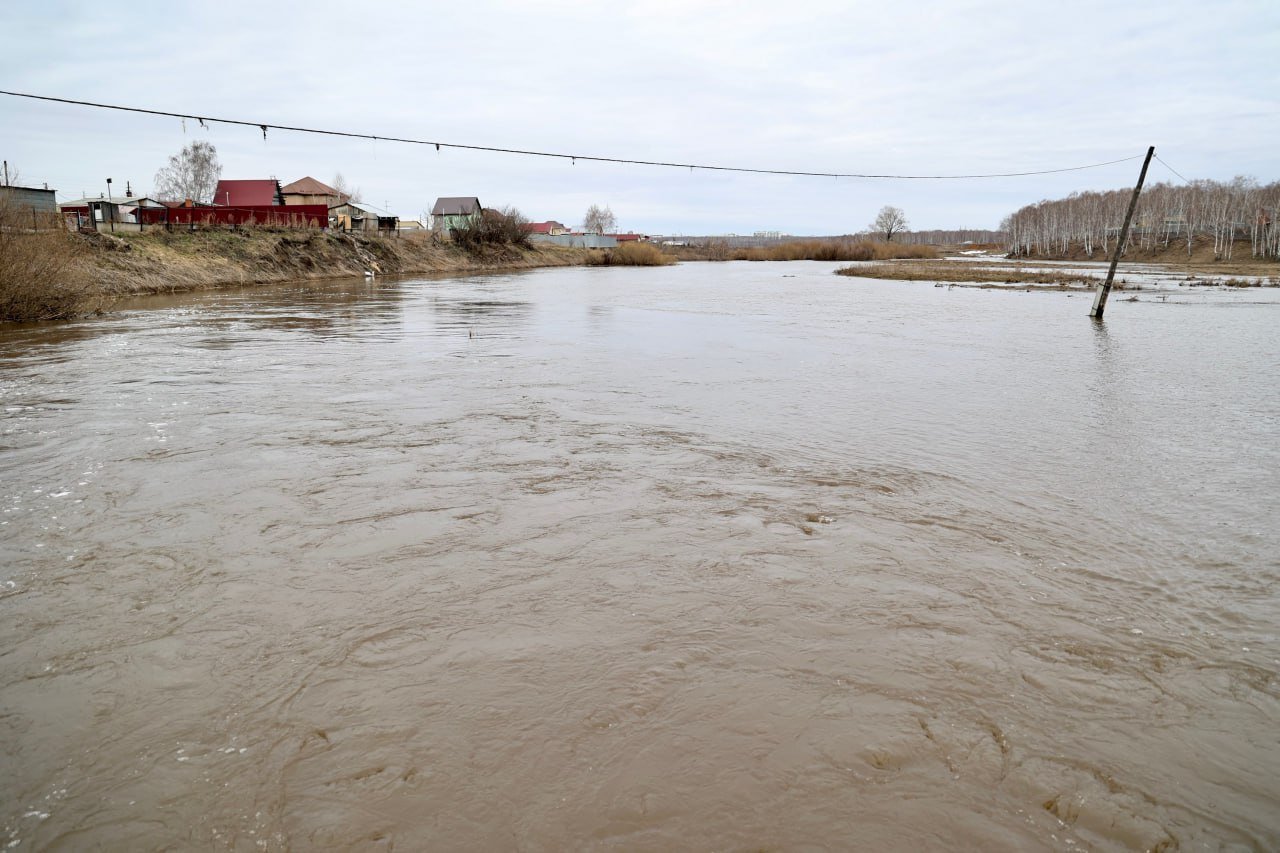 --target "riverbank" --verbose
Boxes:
[837,260,1099,288]
[1,228,591,322]
[88,229,590,295]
